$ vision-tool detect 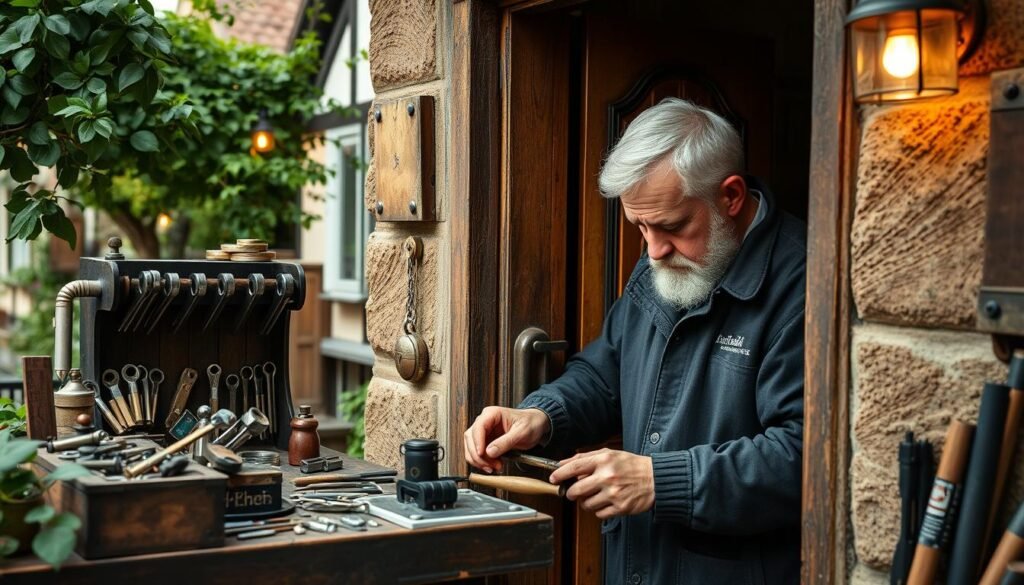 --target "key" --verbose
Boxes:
[207,364,222,411]
[121,364,144,423]
[101,369,135,427]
